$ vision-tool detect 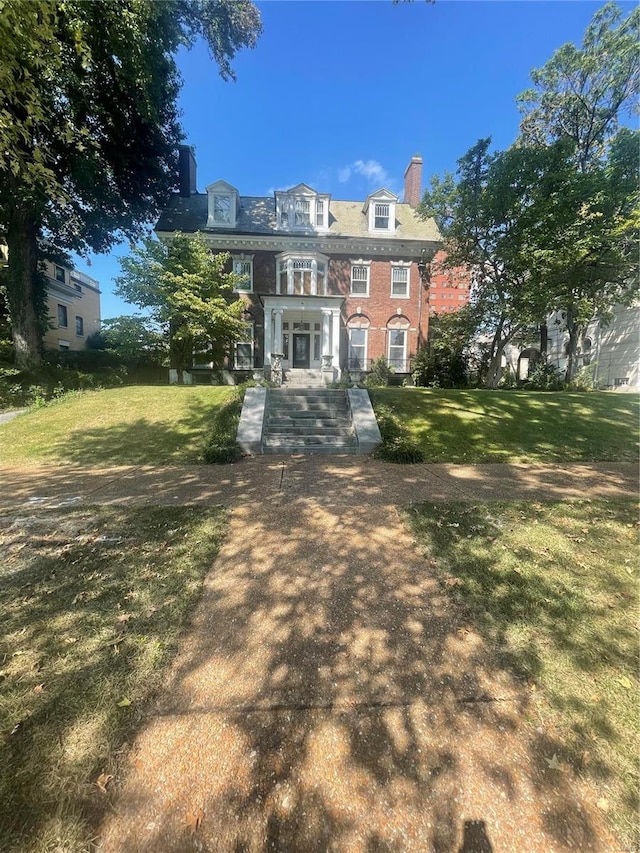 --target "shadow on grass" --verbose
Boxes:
[371,390,640,463]
[95,499,620,853]
[0,506,227,853]
[41,398,219,466]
